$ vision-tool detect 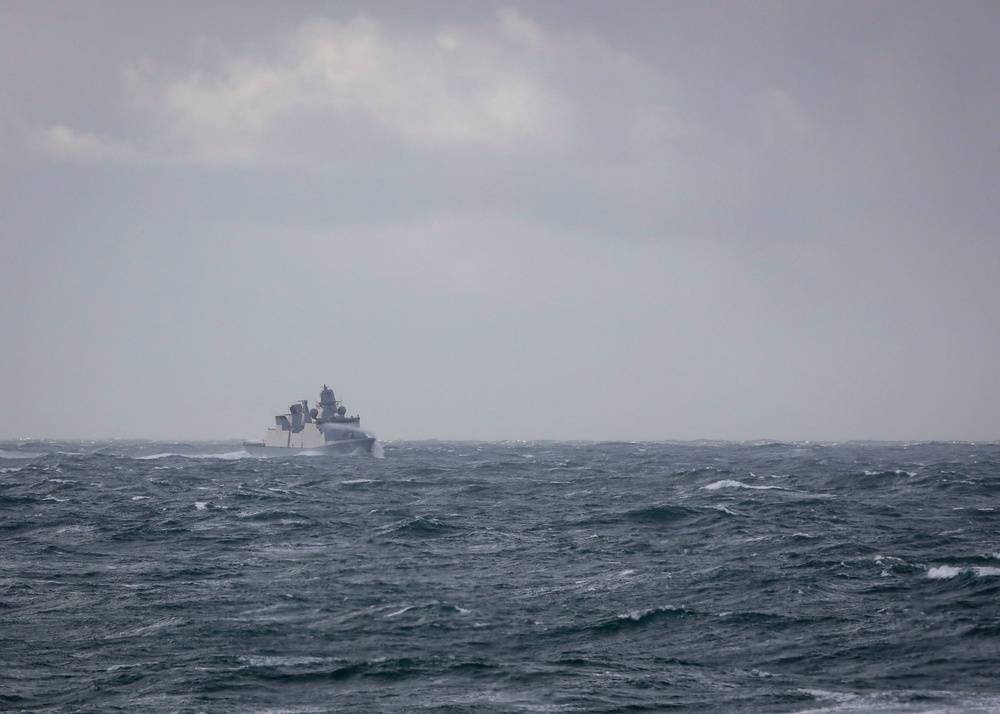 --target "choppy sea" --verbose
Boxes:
[2,440,1000,713]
